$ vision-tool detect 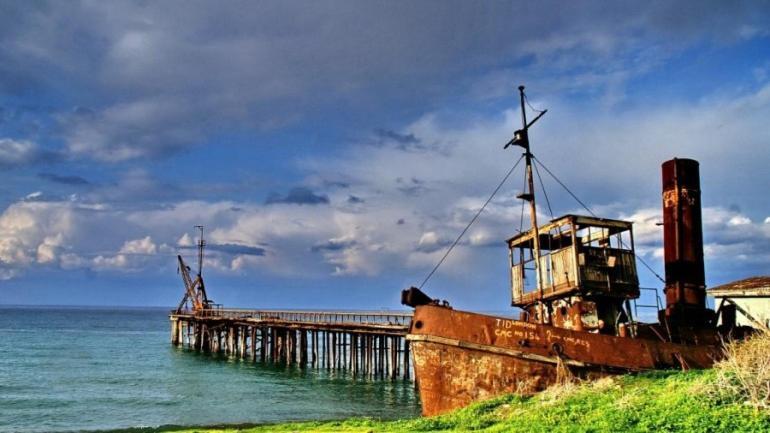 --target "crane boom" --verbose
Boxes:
[176,254,209,313]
